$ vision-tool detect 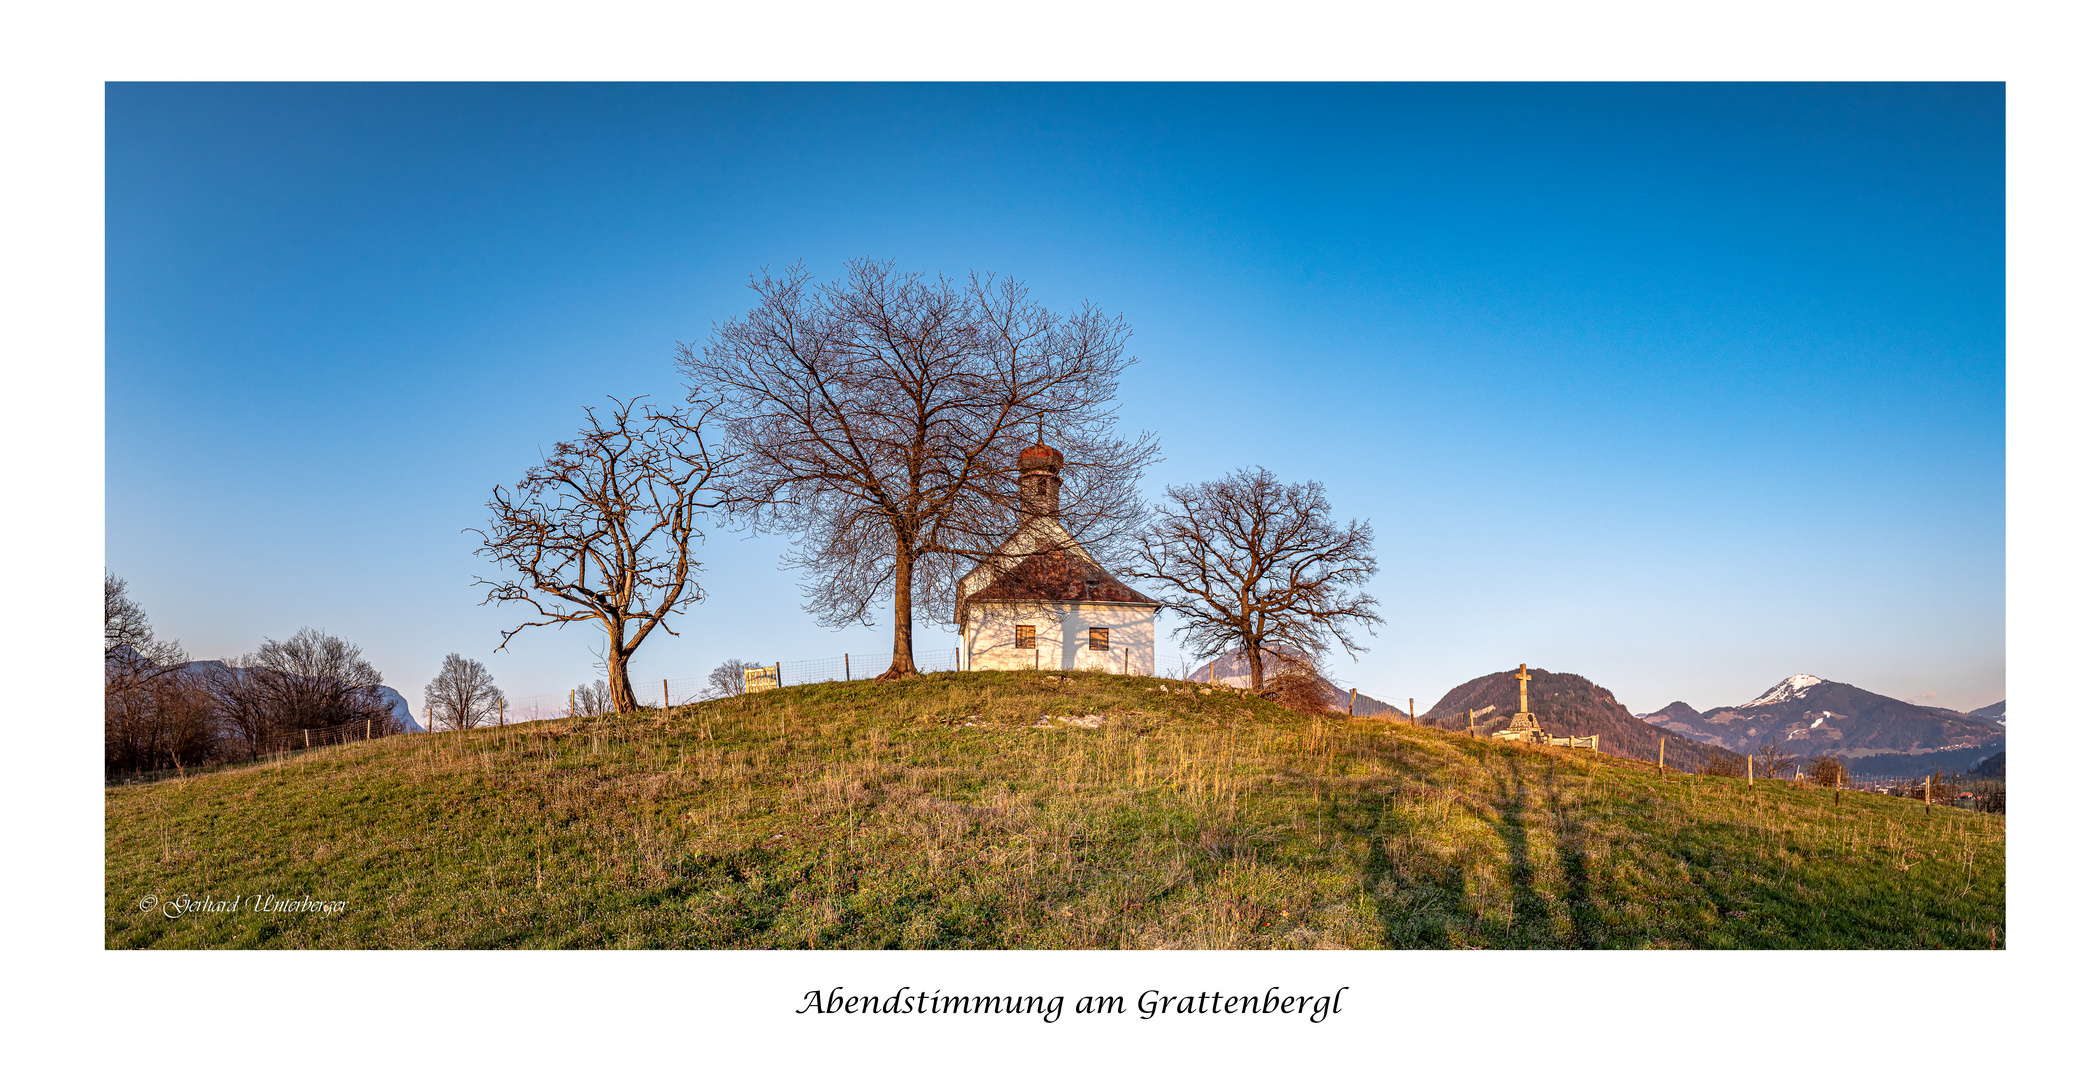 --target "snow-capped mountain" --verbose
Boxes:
[1741,674,1824,709]
[1644,674,2000,755]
